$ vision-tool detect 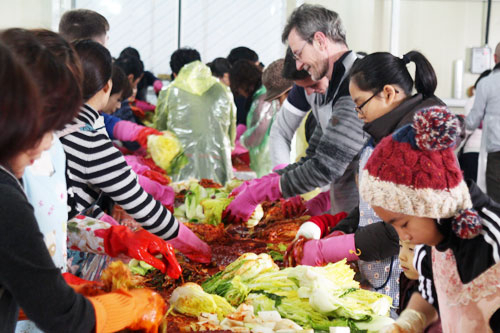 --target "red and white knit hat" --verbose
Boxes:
[360,106,482,239]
